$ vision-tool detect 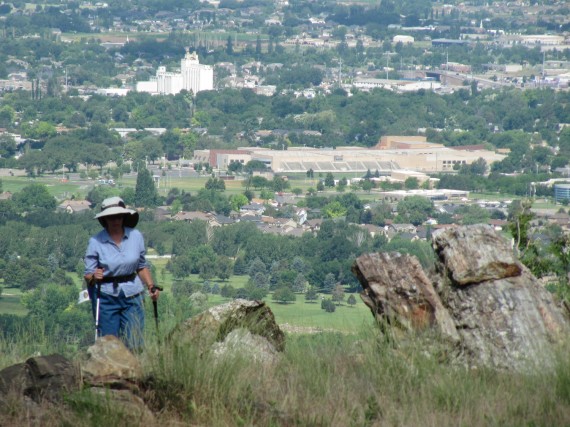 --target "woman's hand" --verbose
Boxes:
[93,267,104,282]
[149,285,161,301]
